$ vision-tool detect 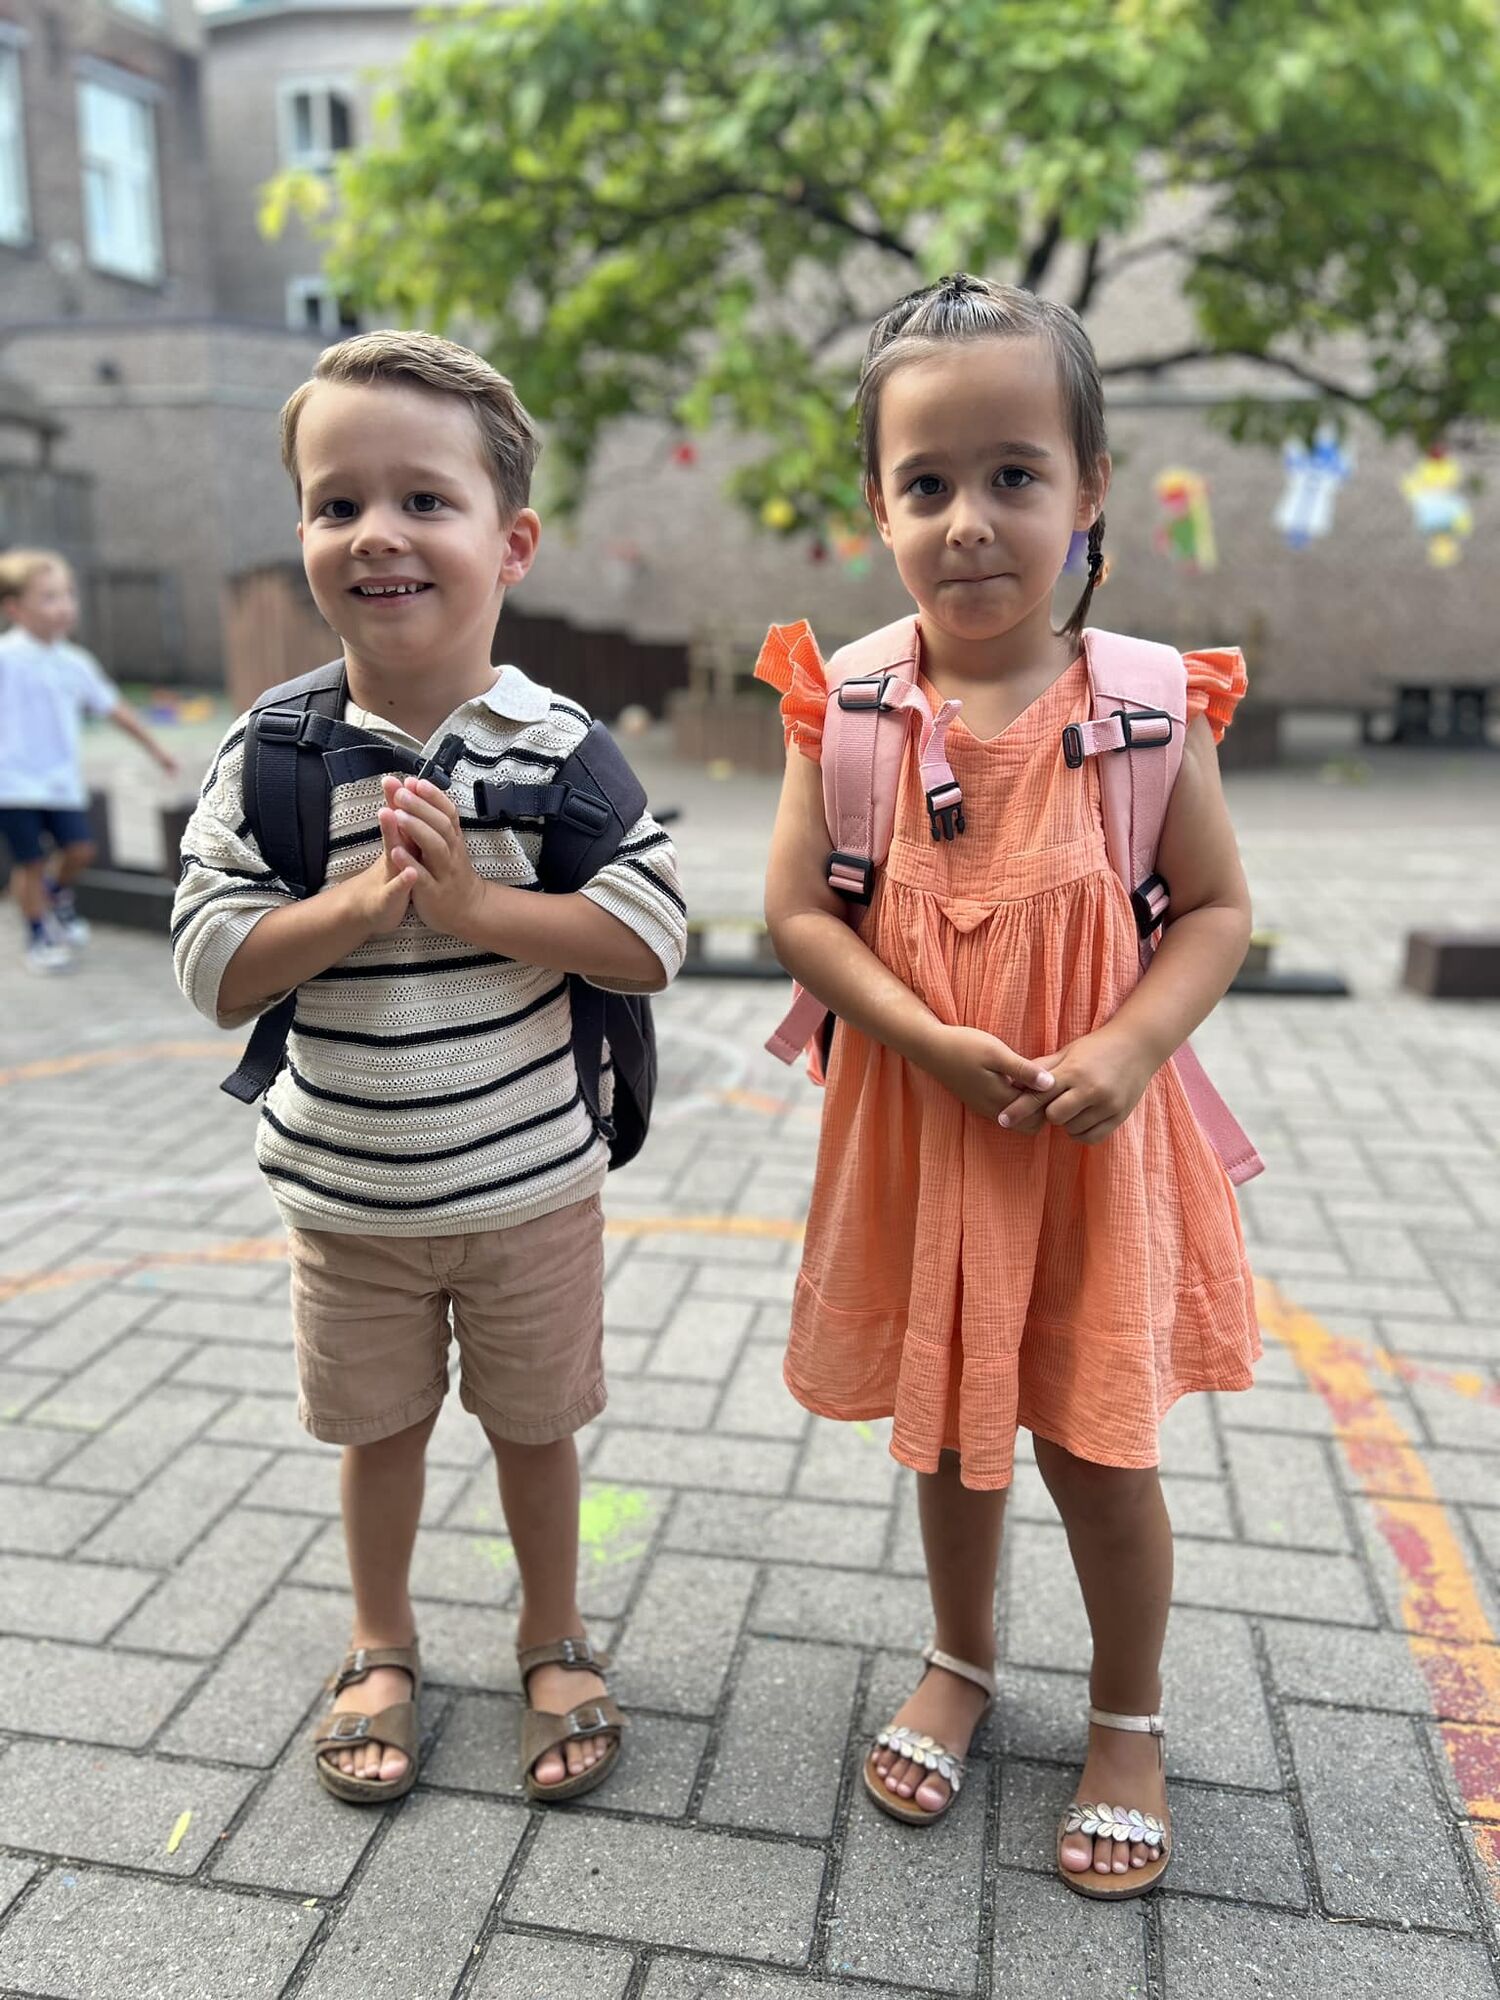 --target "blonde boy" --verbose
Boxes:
[173,332,685,1804]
